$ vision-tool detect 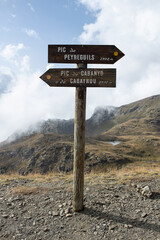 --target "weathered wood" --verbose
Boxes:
[48,44,125,64]
[40,68,116,87]
[73,63,87,212]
